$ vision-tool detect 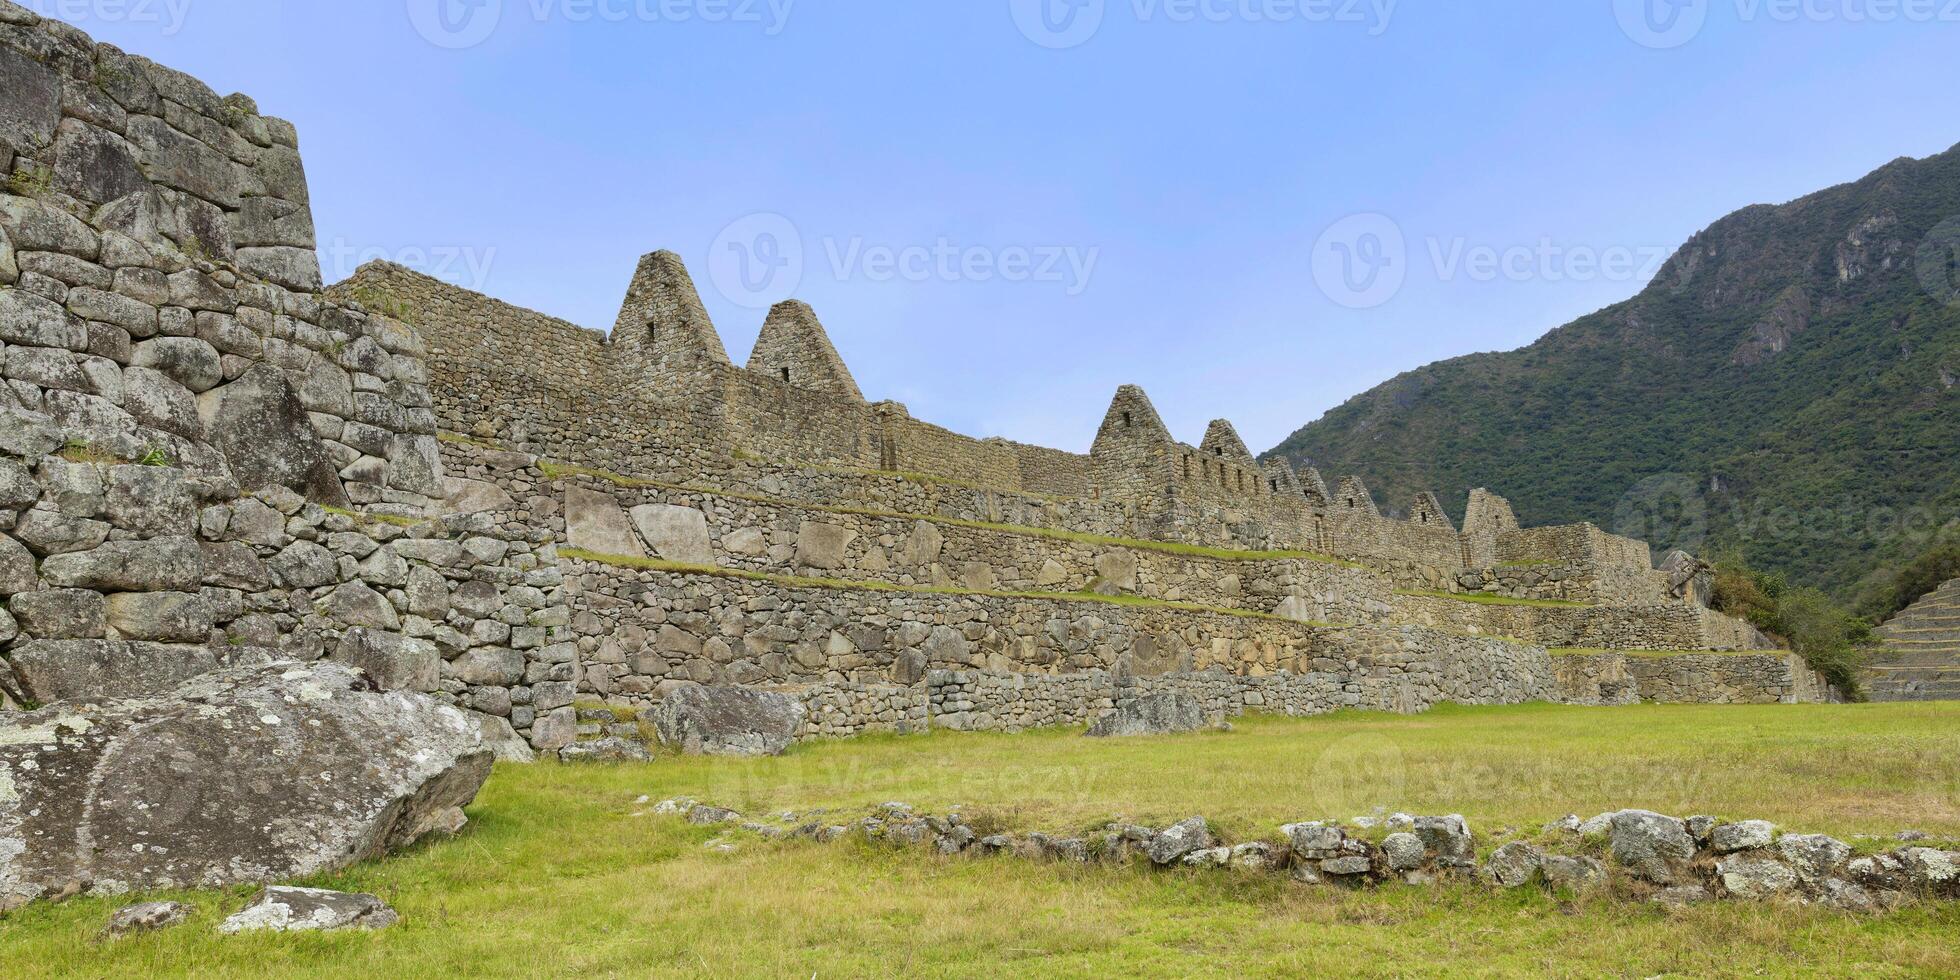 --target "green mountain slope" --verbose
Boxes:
[1266,143,1960,603]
